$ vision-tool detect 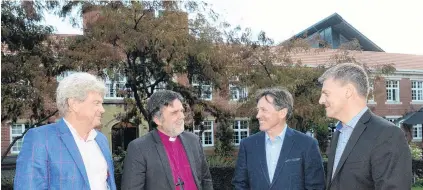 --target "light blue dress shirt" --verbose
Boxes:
[332,107,368,178]
[265,124,288,182]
